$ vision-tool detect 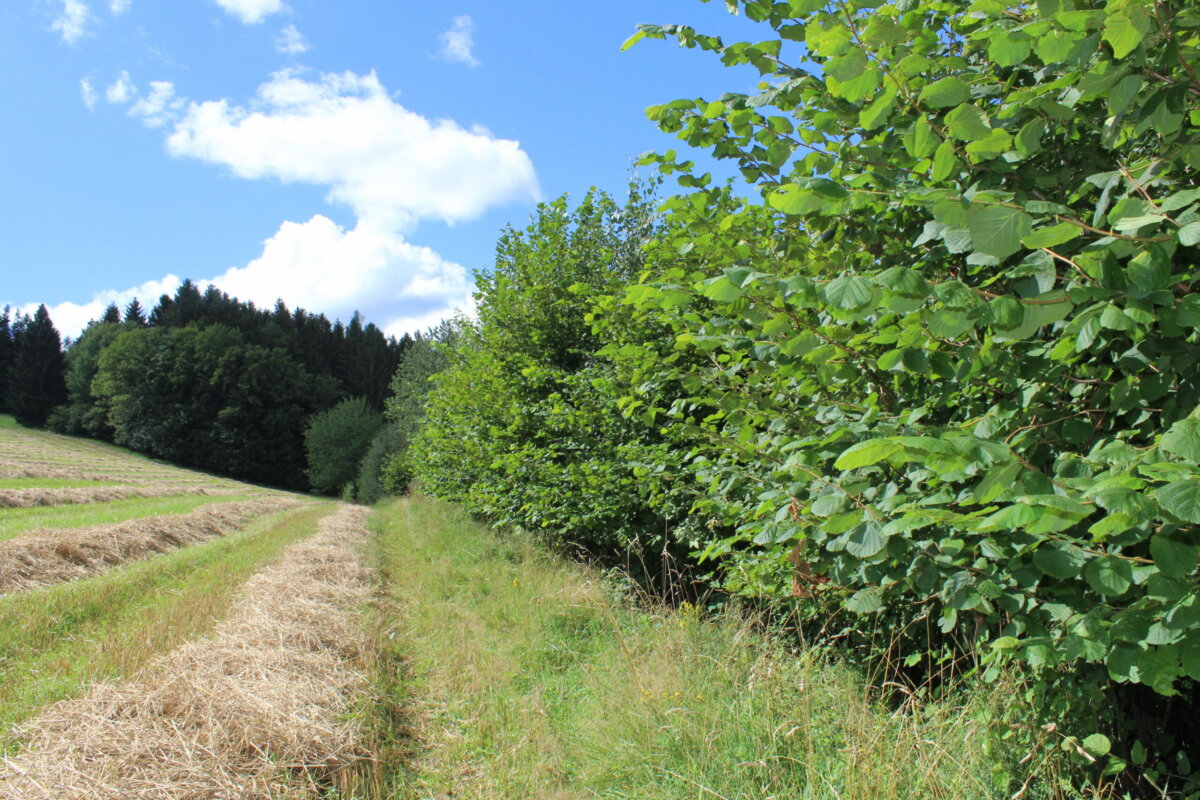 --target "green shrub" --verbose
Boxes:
[355,424,408,504]
[304,396,382,495]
